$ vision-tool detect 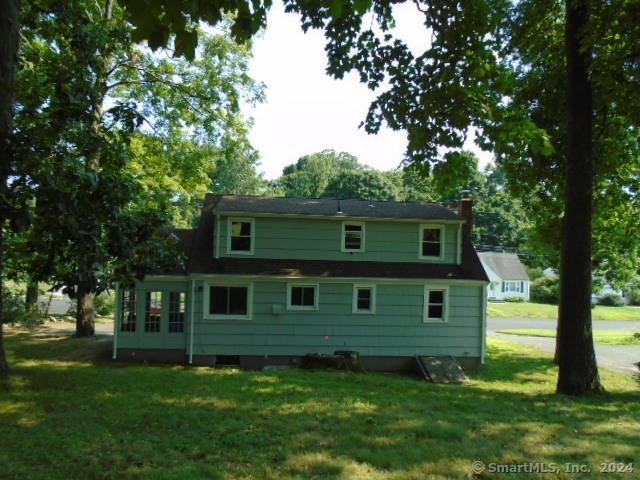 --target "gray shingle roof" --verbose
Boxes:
[478,252,530,281]
[211,194,462,221]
